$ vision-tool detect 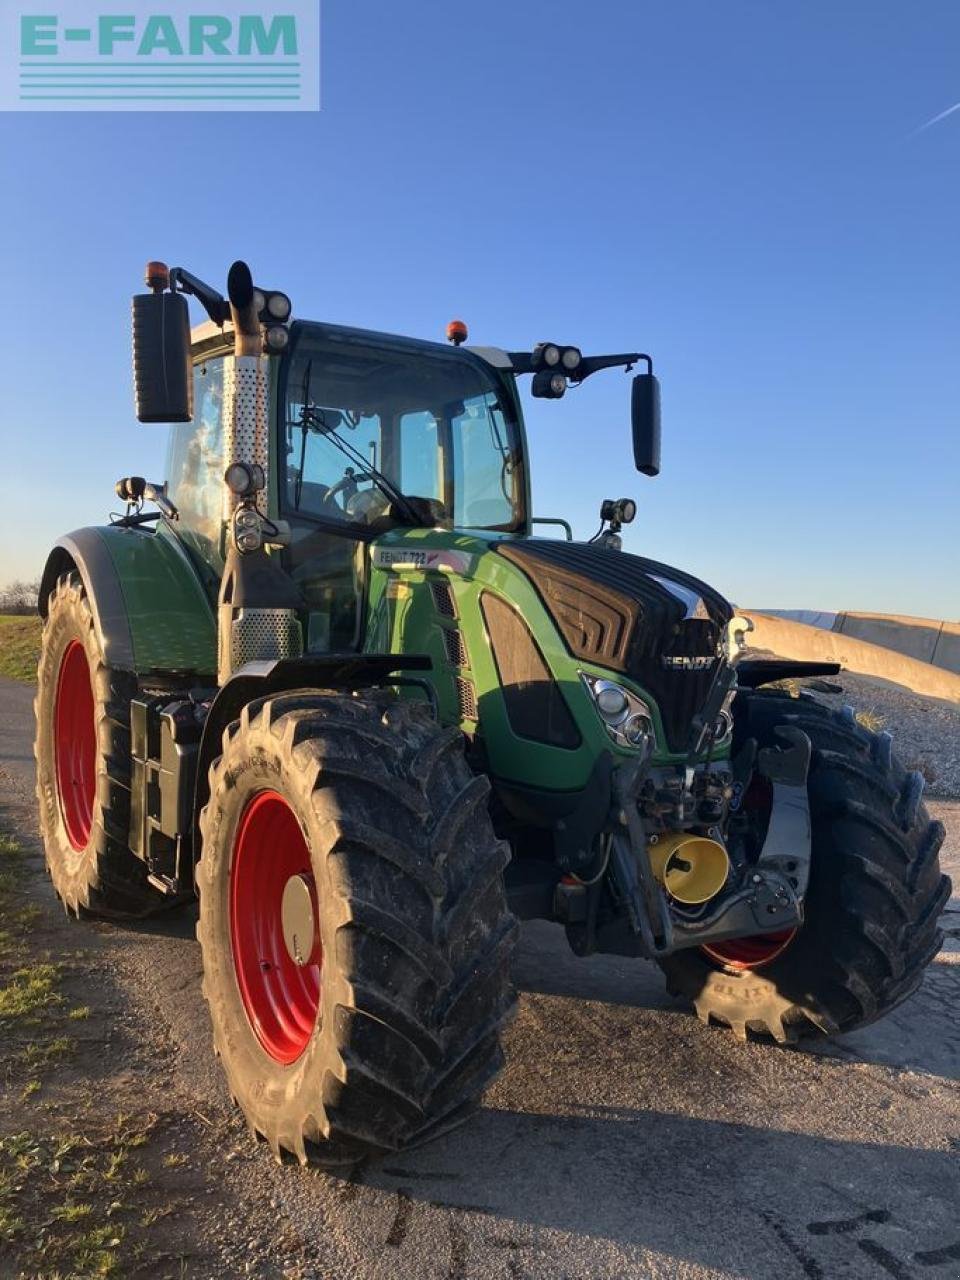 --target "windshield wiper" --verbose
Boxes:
[295,403,426,527]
